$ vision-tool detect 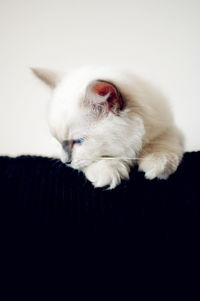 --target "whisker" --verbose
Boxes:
[58,153,178,167]
[100,157,142,160]
[72,157,143,164]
